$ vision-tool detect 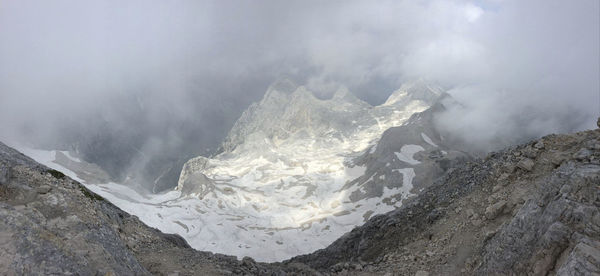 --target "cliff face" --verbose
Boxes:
[218,79,430,155]
[290,128,600,275]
